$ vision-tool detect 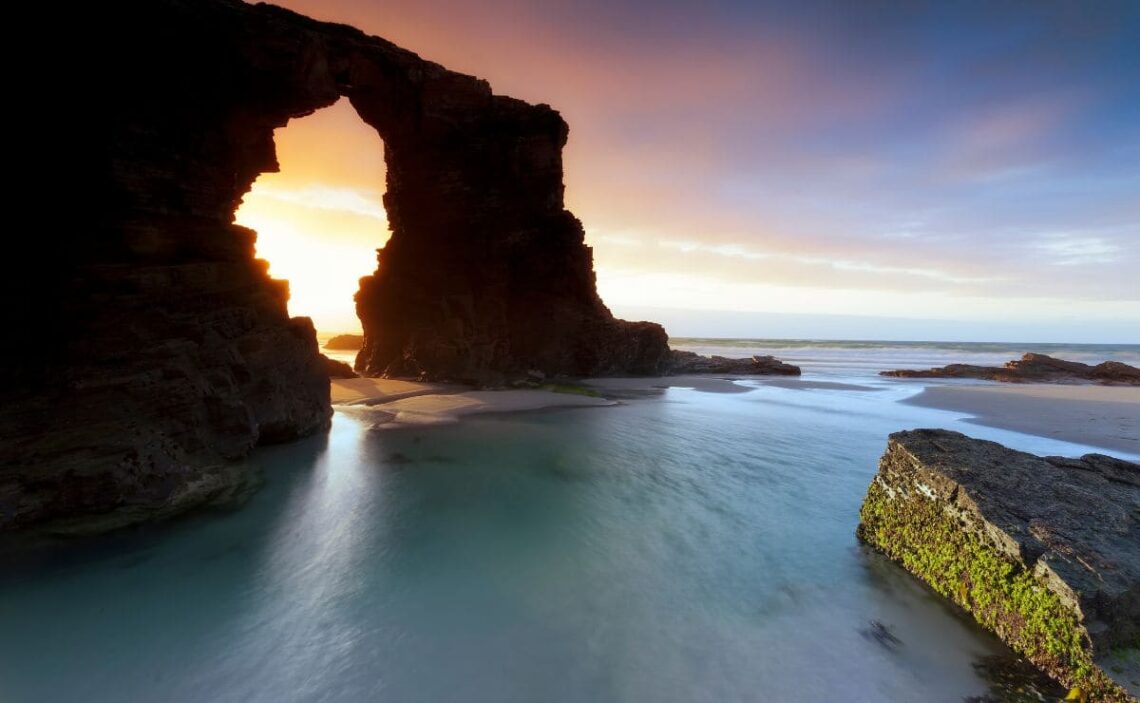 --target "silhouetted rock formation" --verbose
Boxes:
[668,351,801,376]
[322,356,358,379]
[0,0,672,531]
[324,334,365,351]
[858,430,1139,701]
[881,353,1140,385]
[346,71,669,381]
